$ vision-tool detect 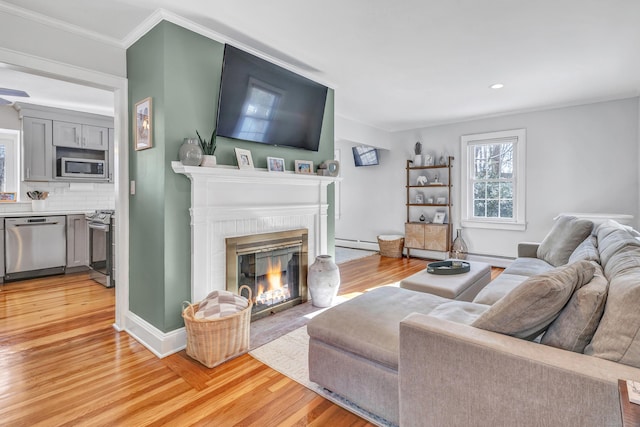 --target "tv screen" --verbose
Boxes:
[216,45,328,152]
[352,146,379,167]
